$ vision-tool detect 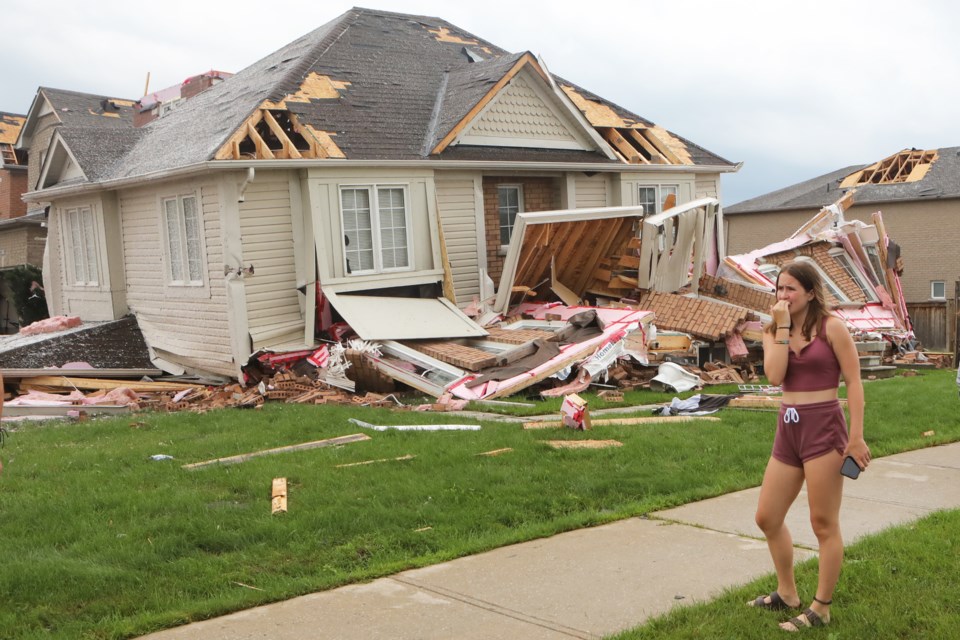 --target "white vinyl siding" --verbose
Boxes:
[161,193,205,286]
[239,175,304,349]
[64,206,99,285]
[436,175,481,306]
[119,182,233,376]
[340,185,411,275]
[574,173,607,208]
